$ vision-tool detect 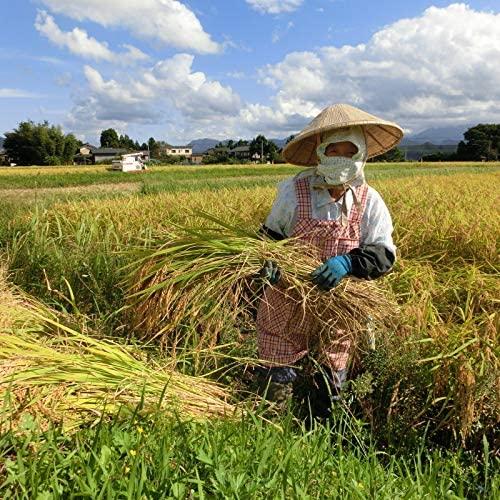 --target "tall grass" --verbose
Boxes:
[2,410,498,498]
